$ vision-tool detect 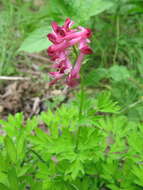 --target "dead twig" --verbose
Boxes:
[27,53,52,63]
[0,76,30,80]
